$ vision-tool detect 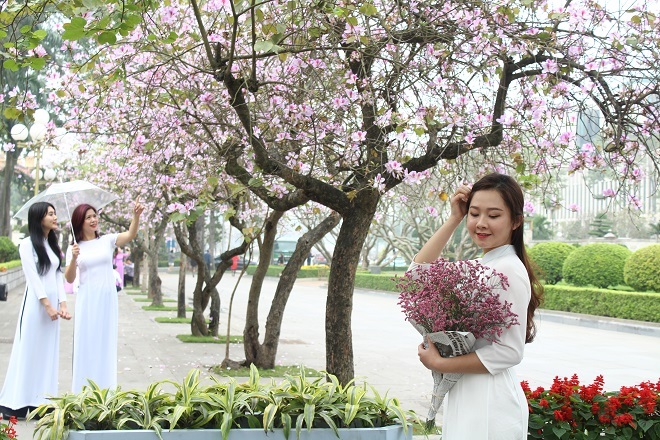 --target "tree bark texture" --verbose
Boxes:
[0,150,19,237]
[177,252,187,318]
[326,193,379,385]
